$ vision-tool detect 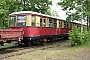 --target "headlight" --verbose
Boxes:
[22,31,24,34]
